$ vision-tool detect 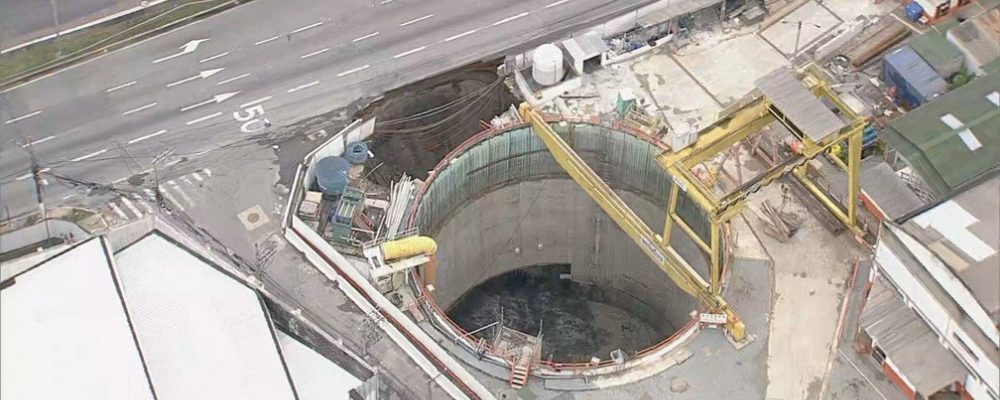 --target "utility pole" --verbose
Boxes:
[151,148,174,211]
[22,138,52,240]
[781,20,822,59]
